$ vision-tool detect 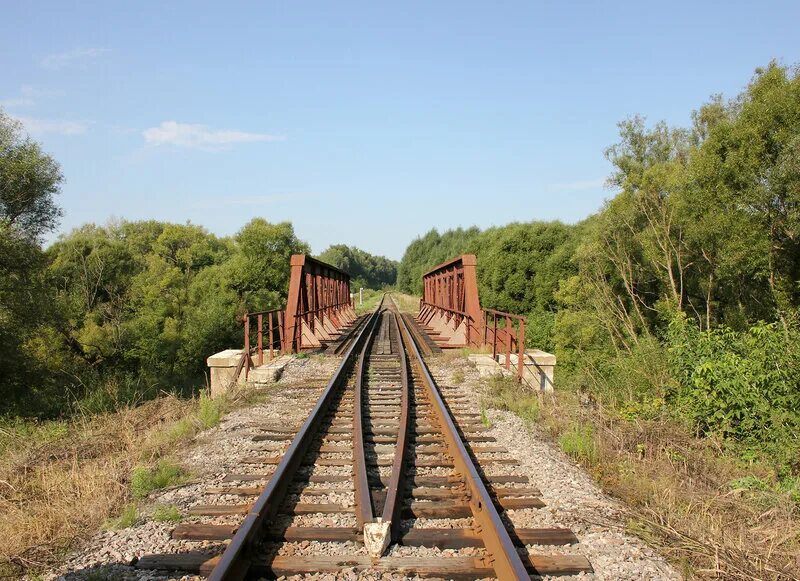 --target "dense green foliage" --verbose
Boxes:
[0,112,310,418]
[396,227,481,294]
[668,317,800,473]
[39,218,307,415]
[399,63,800,475]
[397,223,578,350]
[1,112,64,415]
[317,244,397,289]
